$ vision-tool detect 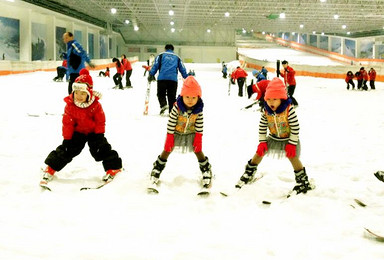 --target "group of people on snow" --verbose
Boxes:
[42,37,383,194]
[345,67,376,90]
